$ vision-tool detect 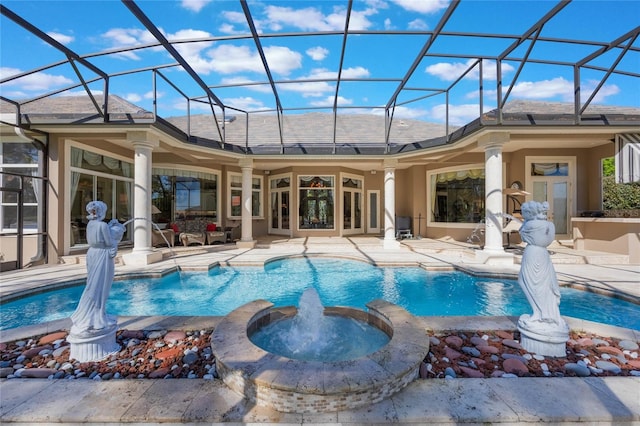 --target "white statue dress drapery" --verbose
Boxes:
[517,201,564,328]
[70,201,125,336]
